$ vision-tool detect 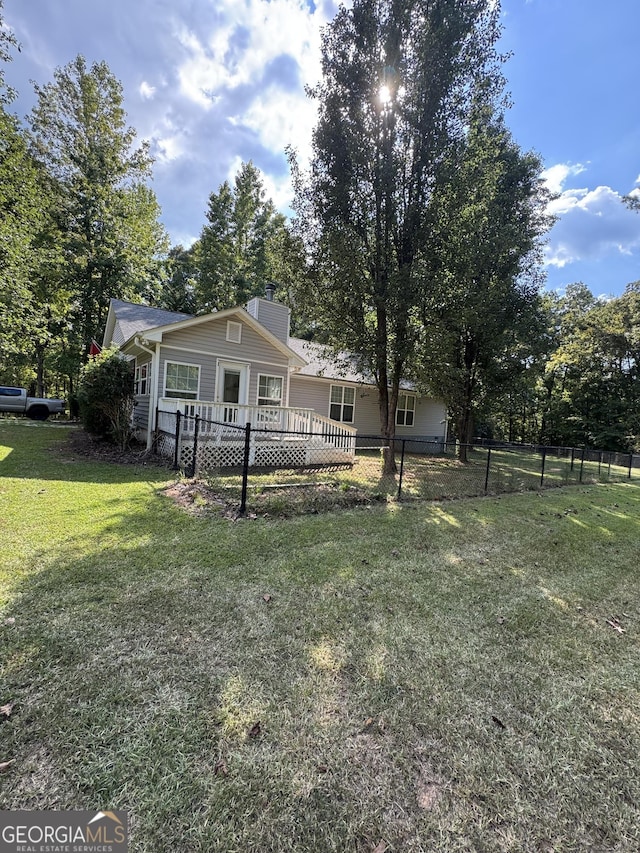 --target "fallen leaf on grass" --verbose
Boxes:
[262,594,272,603]
[0,759,15,773]
[0,702,14,720]
[363,717,374,729]
[372,841,388,853]
[606,618,625,634]
[3,617,15,626]
[316,764,329,774]
[248,721,262,739]
[214,759,229,777]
